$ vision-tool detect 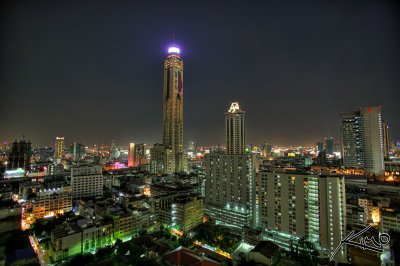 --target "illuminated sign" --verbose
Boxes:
[228,102,240,113]
[4,168,25,178]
